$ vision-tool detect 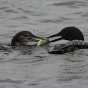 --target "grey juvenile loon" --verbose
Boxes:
[11,31,42,46]
[47,26,87,54]
[0,31,42,50]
